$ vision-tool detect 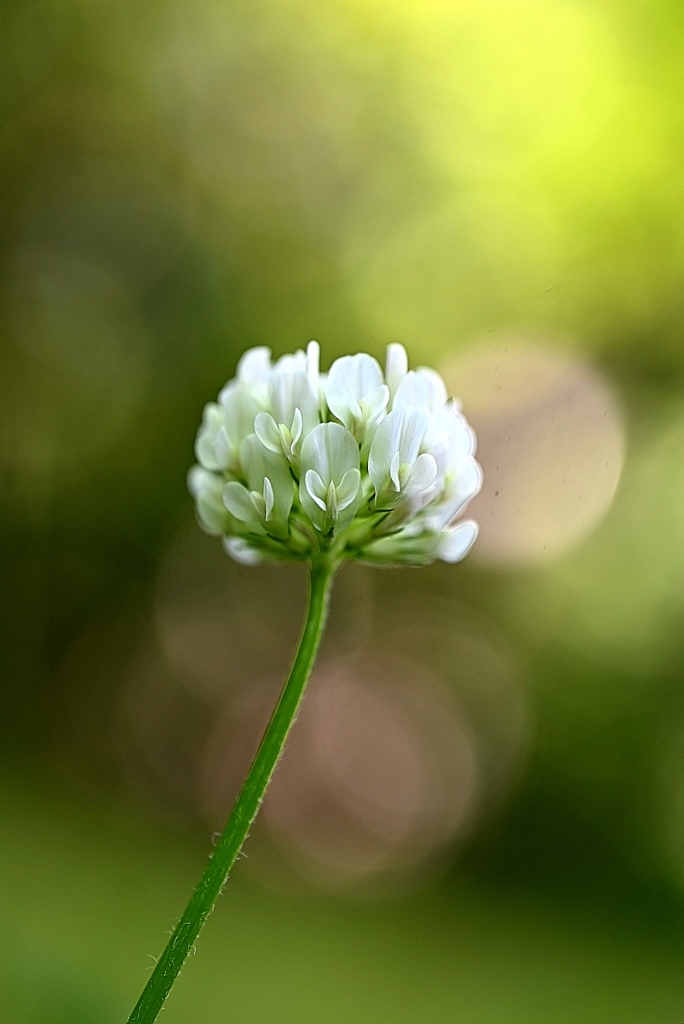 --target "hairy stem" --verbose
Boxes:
[127,559,336,1023]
